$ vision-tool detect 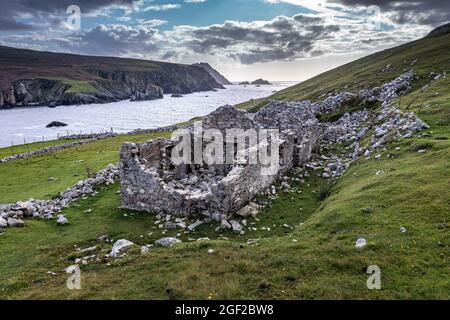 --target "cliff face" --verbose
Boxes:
[193,62,232,85]
[0,46,224,108]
